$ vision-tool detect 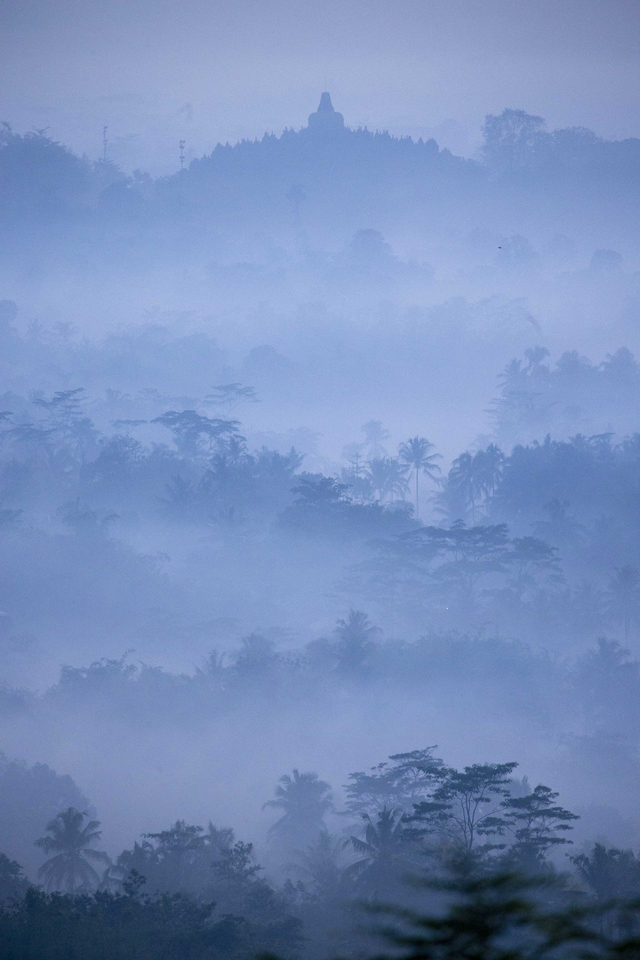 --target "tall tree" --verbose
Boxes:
[448,453,484,523]
[502,784,578,868]
[482,108,548,172]
[366,457,410,503]
[345,807,412,896]
[333,610,379,674]
[263,770,333,852]
[152,410,239,459]
[35,807,110,893]
[398,437,441,520]
[572,843,640,900]
[418,522,511,620]
[344,748,444,817]
[410,763,518,861]
[205,383,258,416]
[362,420,391,459]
